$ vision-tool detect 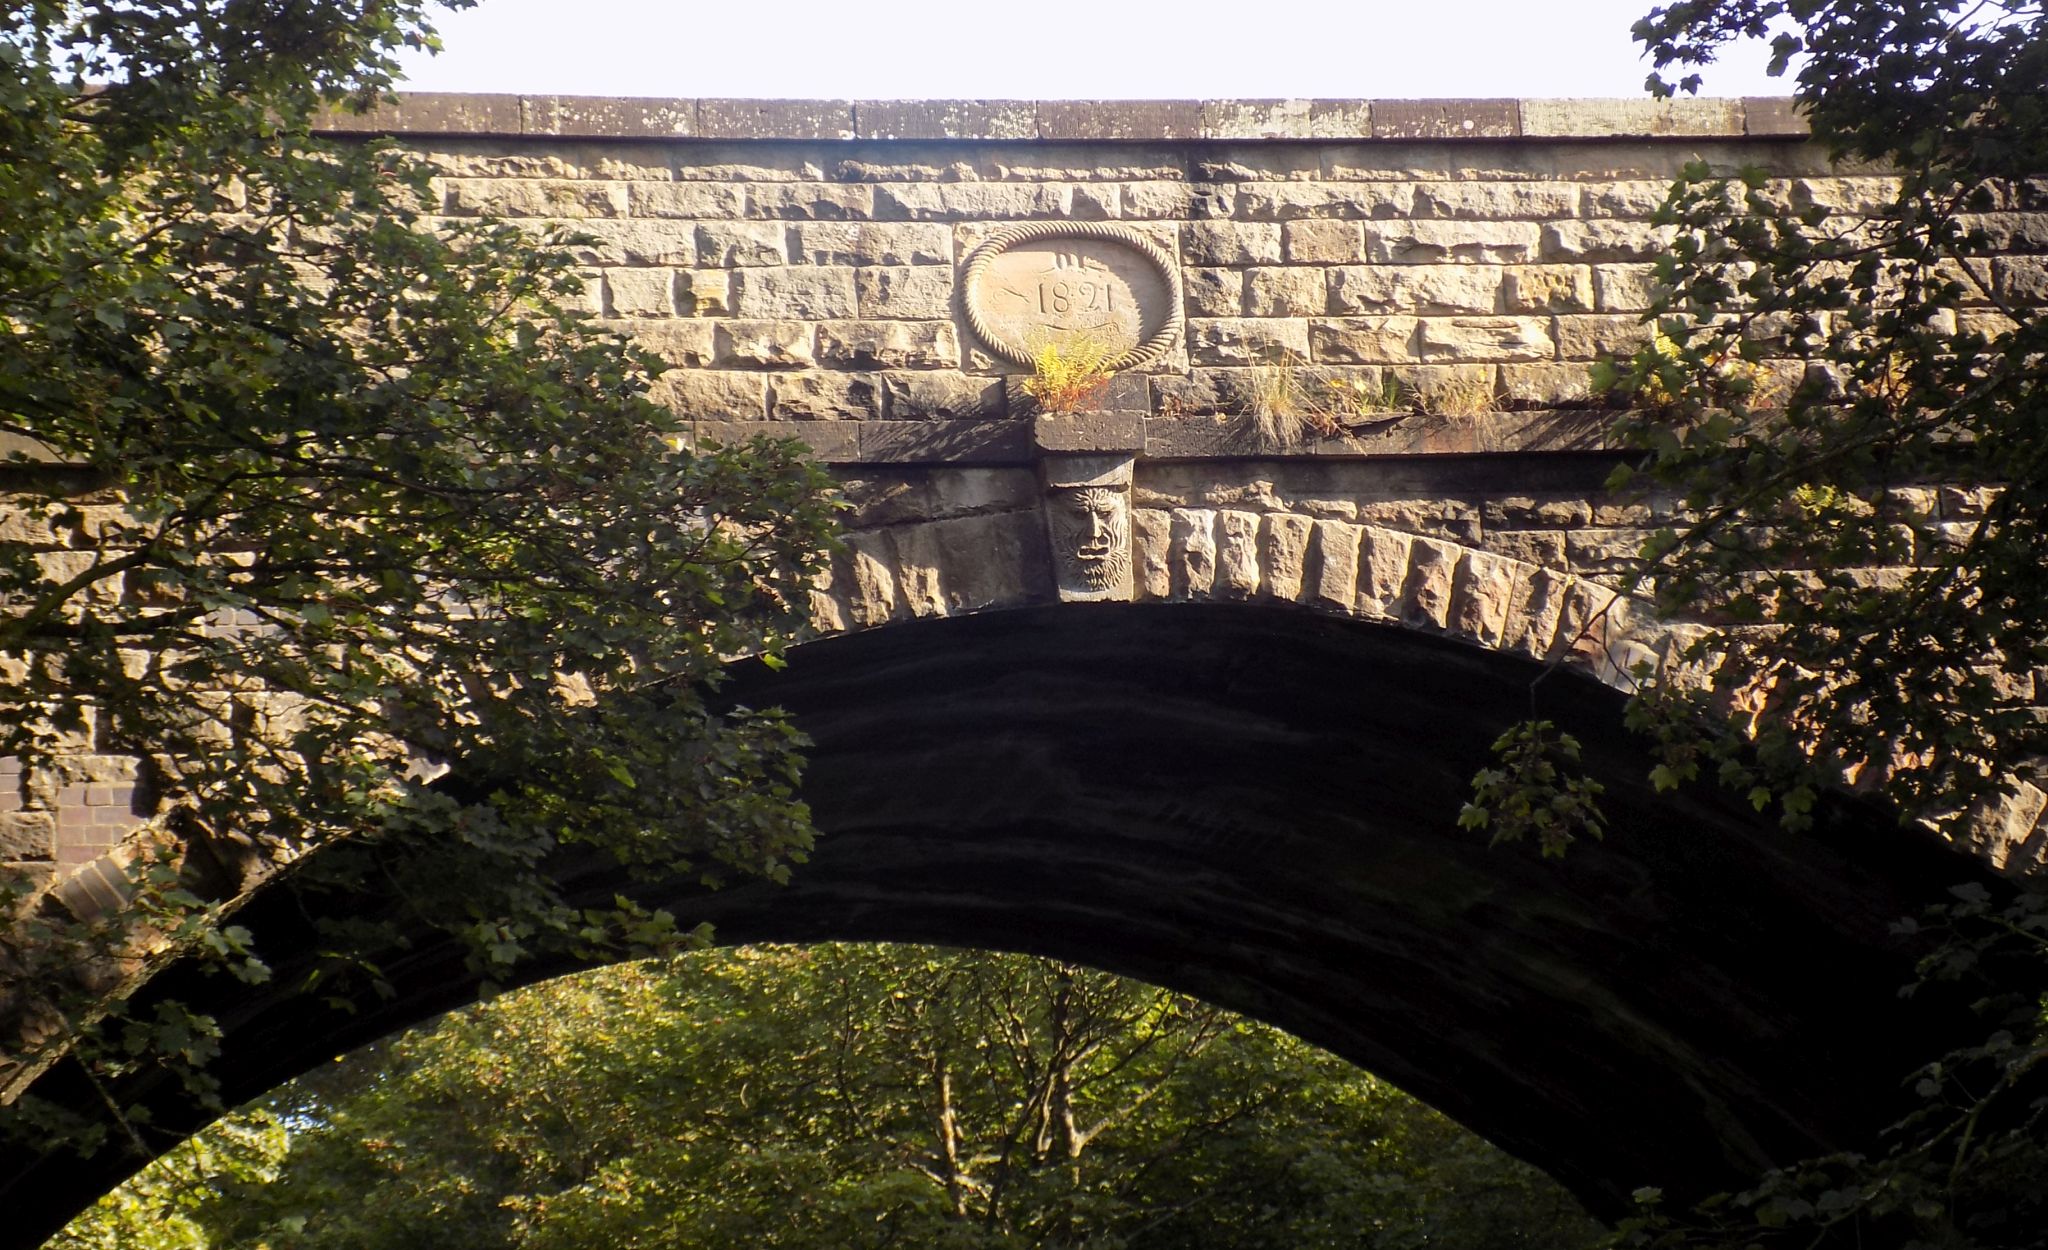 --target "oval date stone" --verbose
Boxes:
[962,223,1182,368]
